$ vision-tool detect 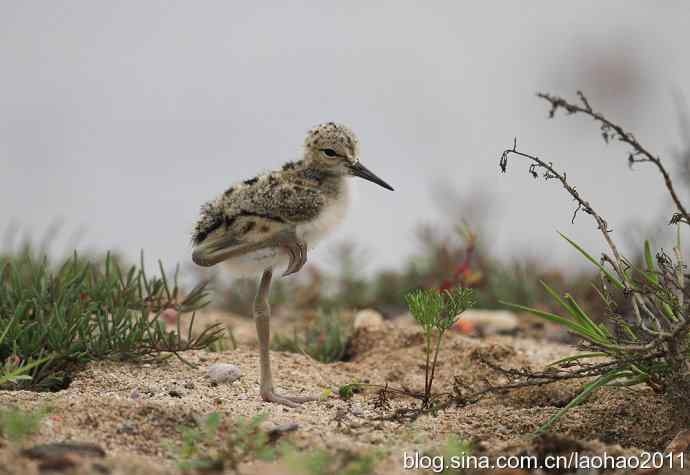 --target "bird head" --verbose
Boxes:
[303,122,394,191]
